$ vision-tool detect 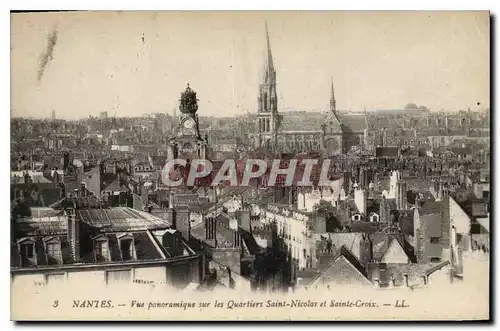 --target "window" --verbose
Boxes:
[95,240,110,262]
[120,239,133,261]
[21,243,34,259]
[430,237,440,244]
[106,270,132,284]
[46,242,62,263]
